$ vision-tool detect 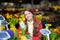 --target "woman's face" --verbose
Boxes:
[24,11,33,21]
